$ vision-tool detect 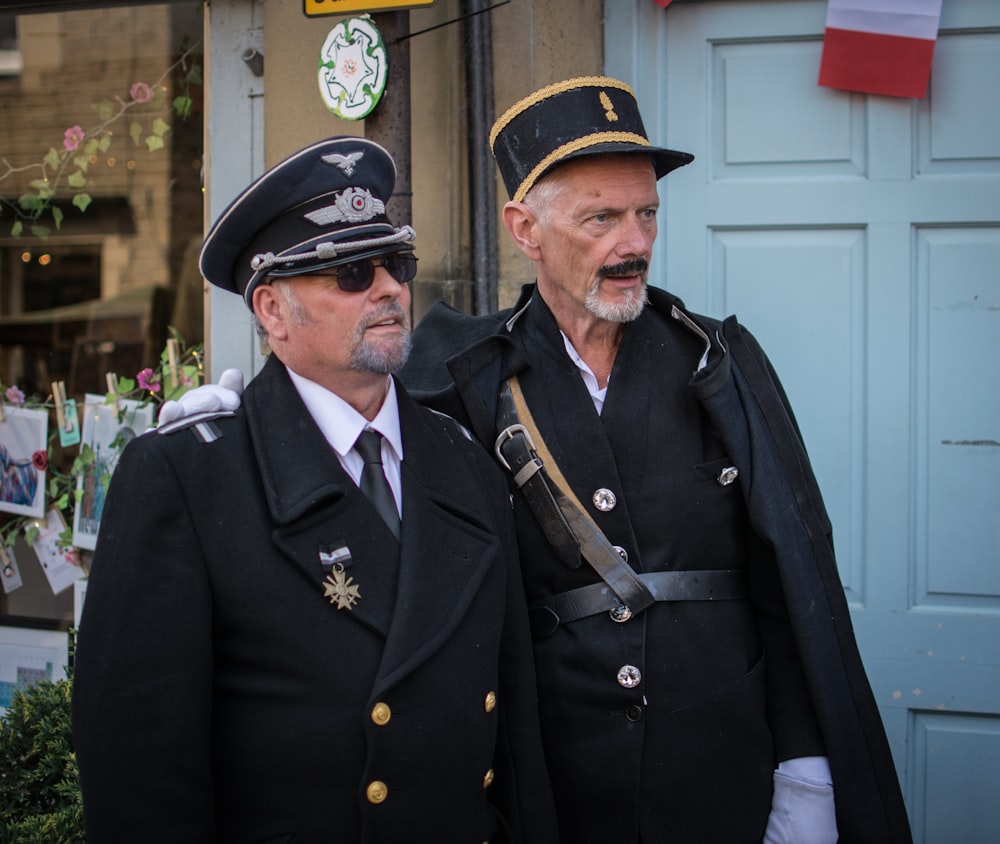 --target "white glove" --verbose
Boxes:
[158,368,245,426]
[763,757,838,844]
